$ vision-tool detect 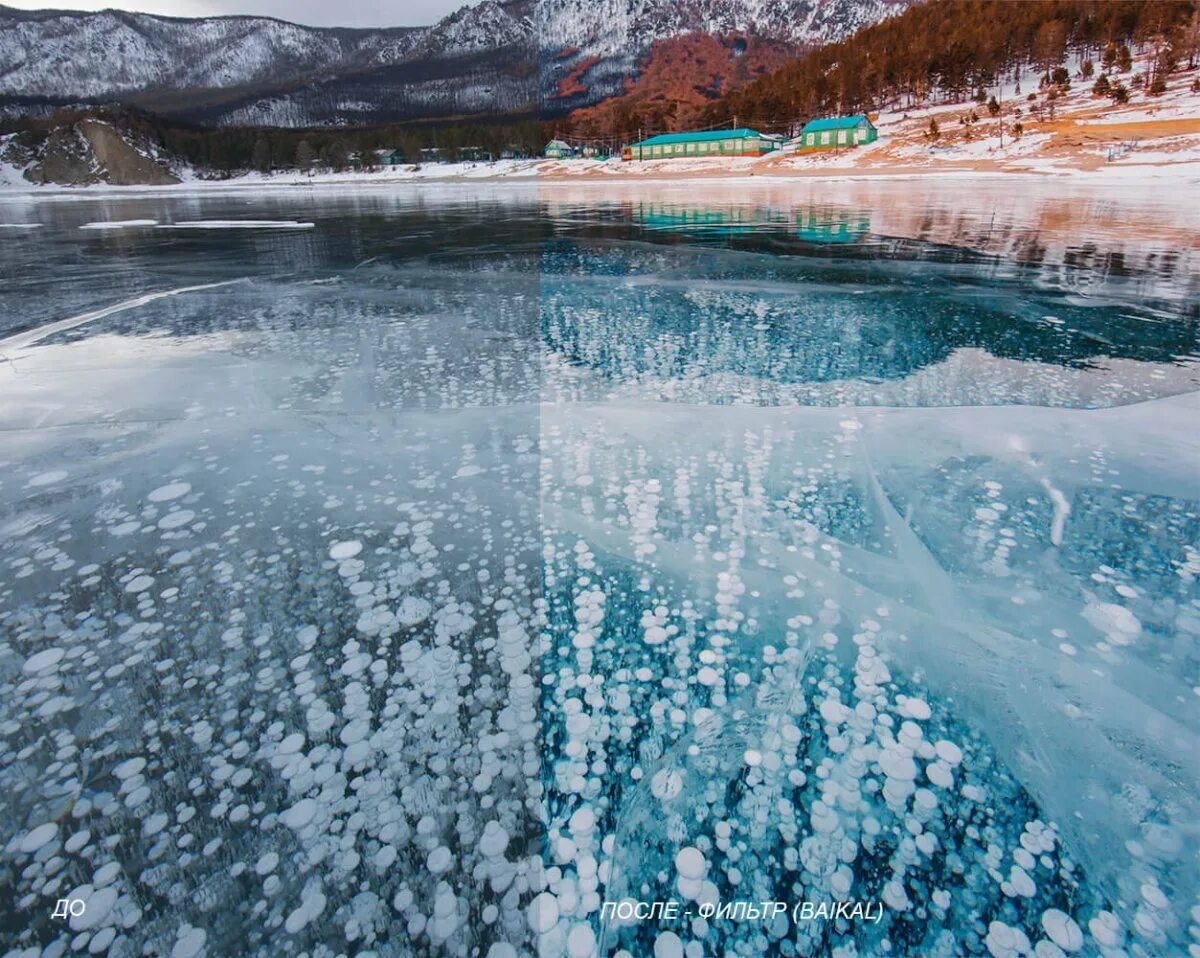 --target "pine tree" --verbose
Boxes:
[295,139,316,171]
[252,137,271,174]
[319,141,348,170]
[1033,20,1068,73]
[1184,4,1200,69]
